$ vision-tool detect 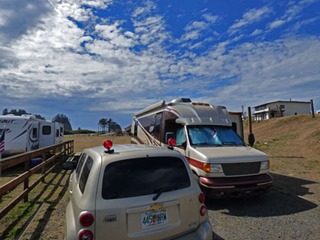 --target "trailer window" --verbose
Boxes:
[42,126,52,135]
[32,128,38,138]
[56,129,59,137]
